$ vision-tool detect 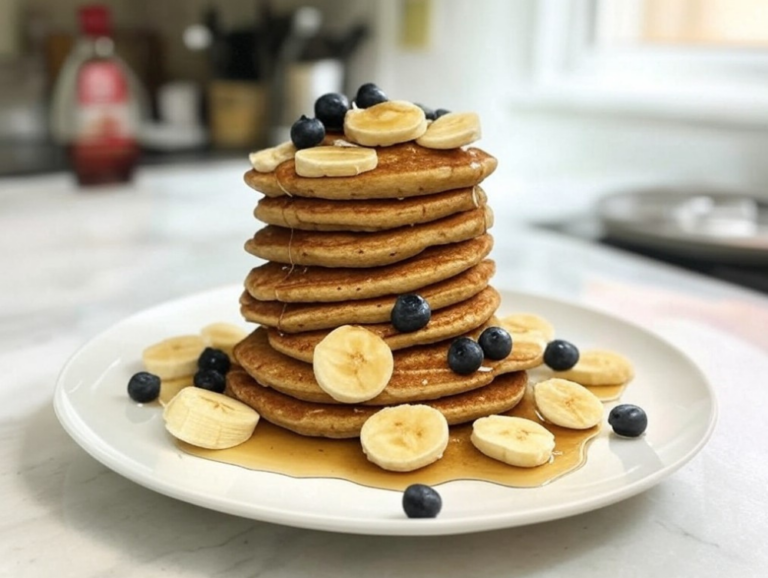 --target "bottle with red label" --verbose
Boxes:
[51,4,145,186]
